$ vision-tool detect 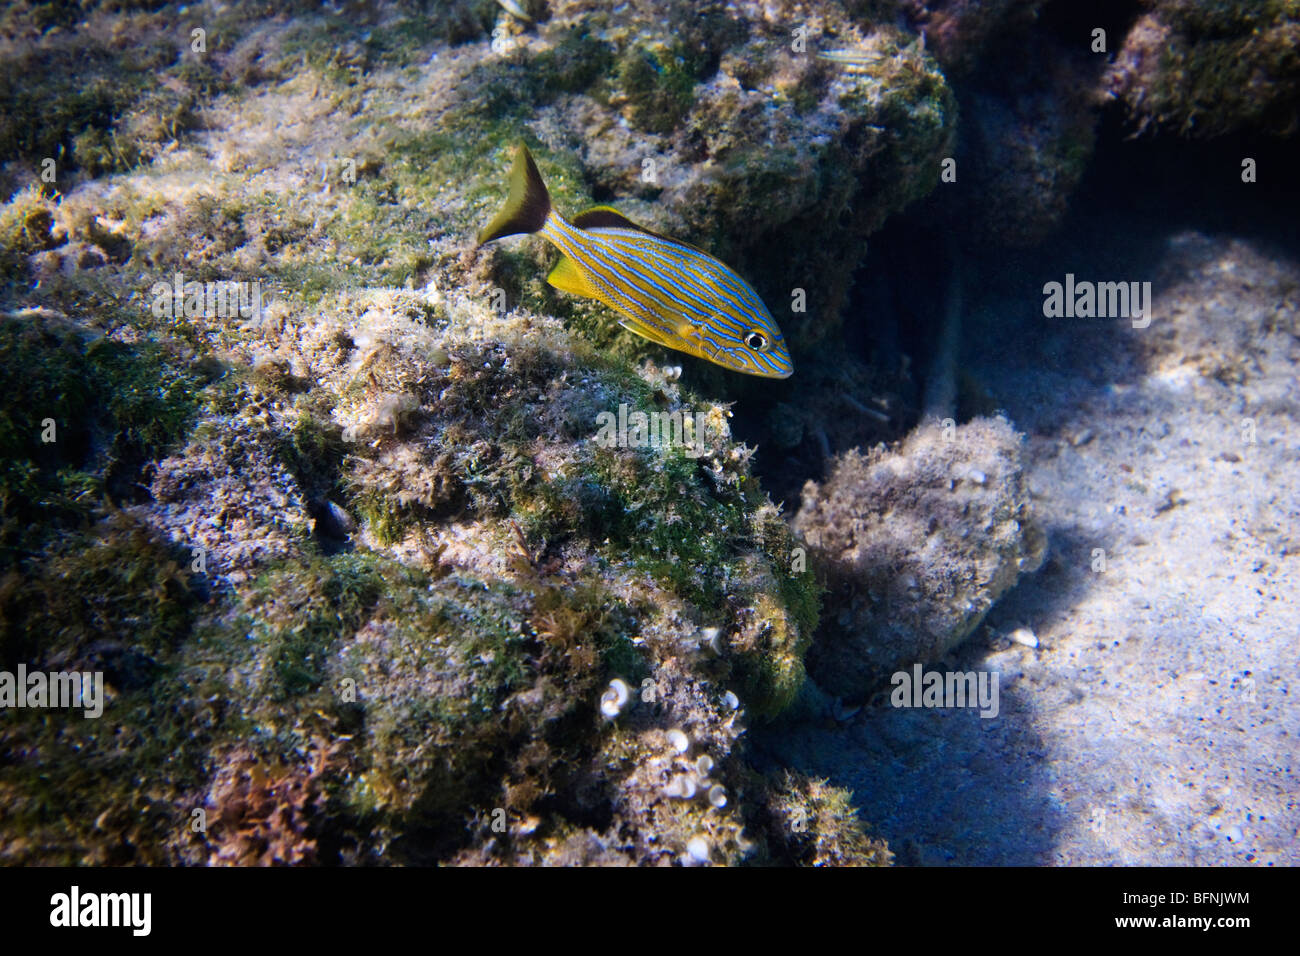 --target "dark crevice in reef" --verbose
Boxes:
[954,113,1300,342]
[1068,111,1300,255]
[1035,0,1145,65]
[738,65,1300,509]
